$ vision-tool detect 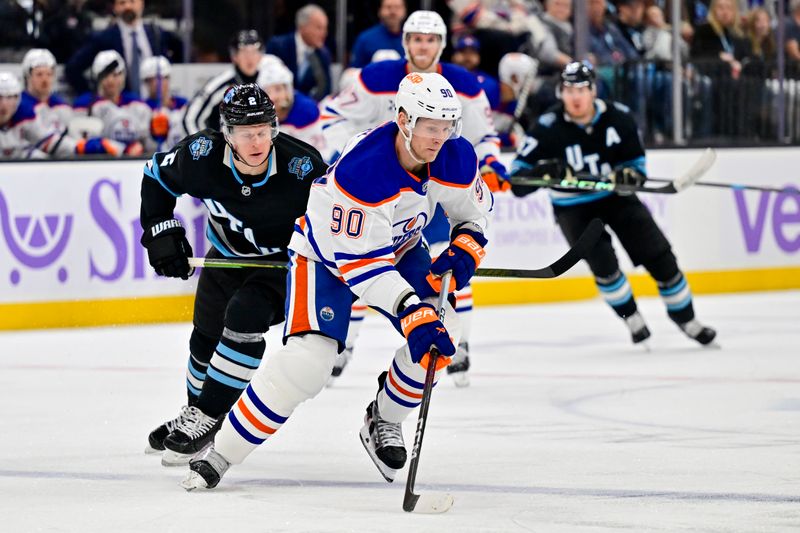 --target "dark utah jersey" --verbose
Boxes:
[141,129,326,258]
[512,100,646,206]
